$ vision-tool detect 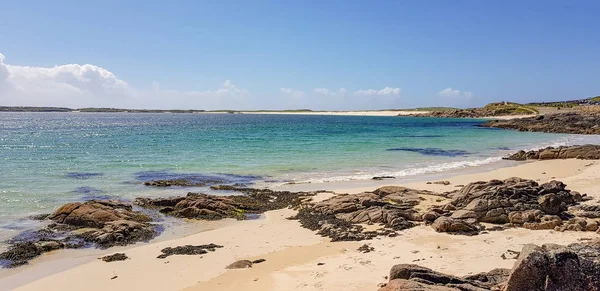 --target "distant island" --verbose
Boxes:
[1,95,599,115]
